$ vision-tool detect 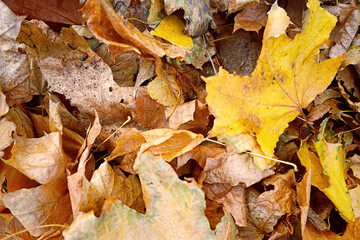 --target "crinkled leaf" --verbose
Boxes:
[164,0,213,37]
[204,0,343,156]
[63,151,238,240]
